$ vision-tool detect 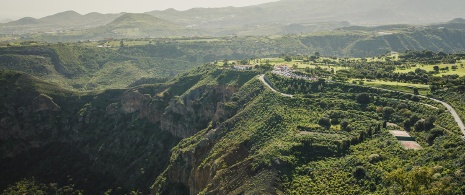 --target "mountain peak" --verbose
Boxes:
[41,10,82,20]
[7,17,41,25]
[449,18,465,24]
[111,13,172,24]
[106,13,179,29]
